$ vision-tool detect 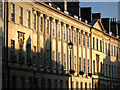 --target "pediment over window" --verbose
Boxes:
[17,31,25,43]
